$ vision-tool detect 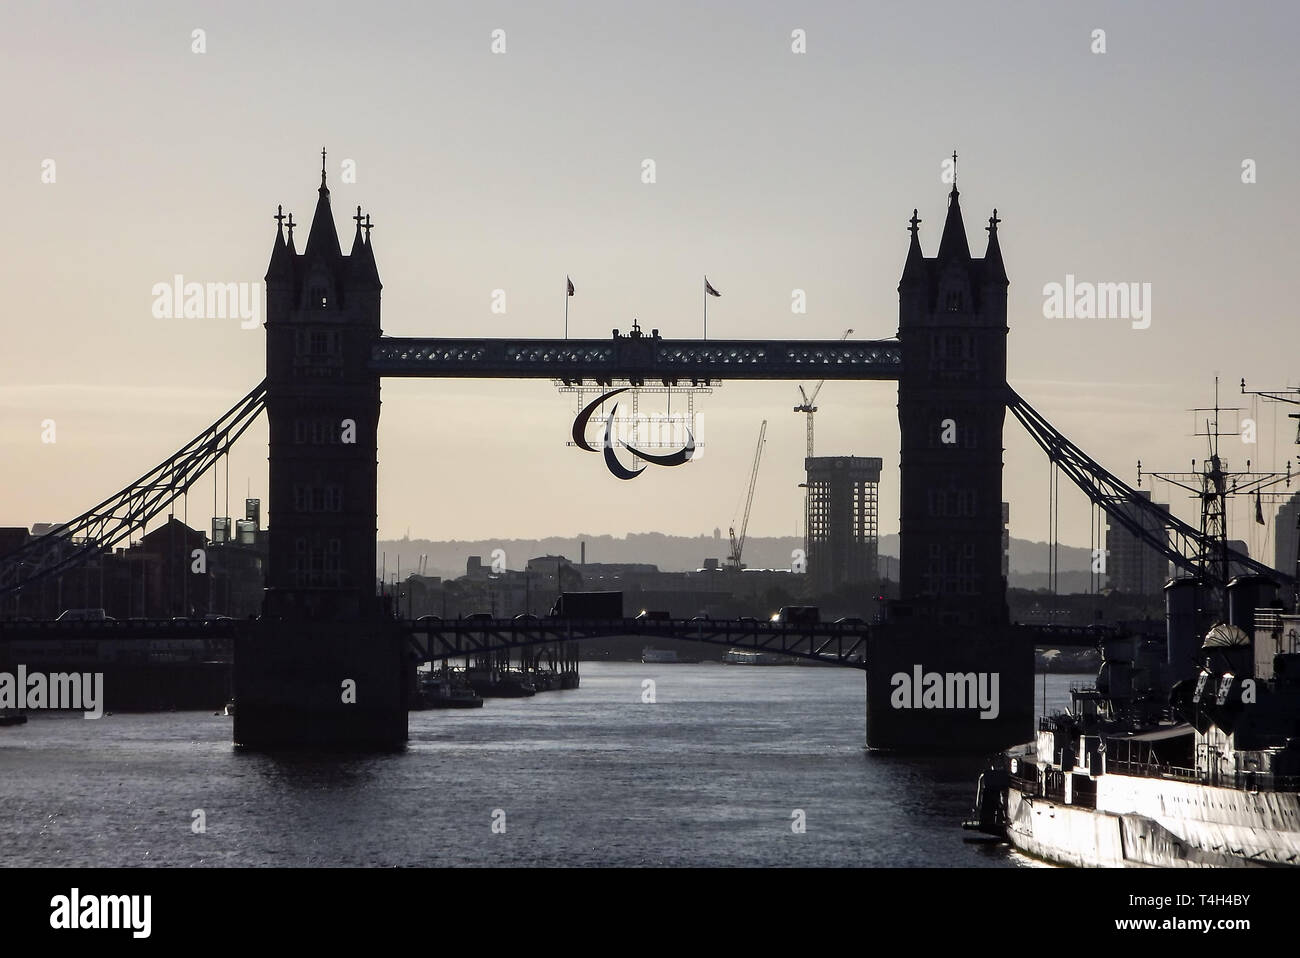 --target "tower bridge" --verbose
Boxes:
[0,157,1279,751]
